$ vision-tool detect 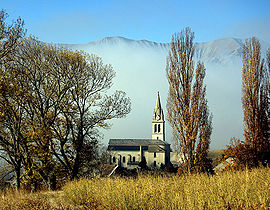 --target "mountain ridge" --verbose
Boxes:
[60,36,269,64]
